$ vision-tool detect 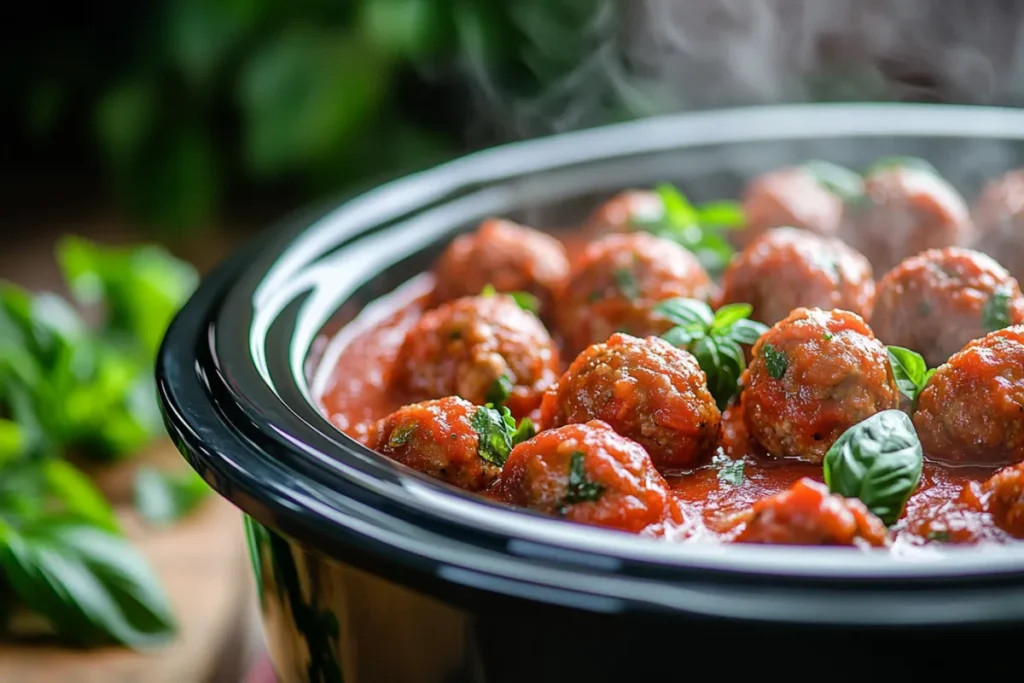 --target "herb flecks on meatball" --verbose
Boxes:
[734,477,888,547]
[719,226,875,327]
[743,308,899,463]
[914,325,1024,467]
[393,295,559,418]
[497,420,684,534]
[431,218,569,320]
[870,247,1024,368]
[541,333,721,470]
[555,232,714,356]
[842,165,971,274]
